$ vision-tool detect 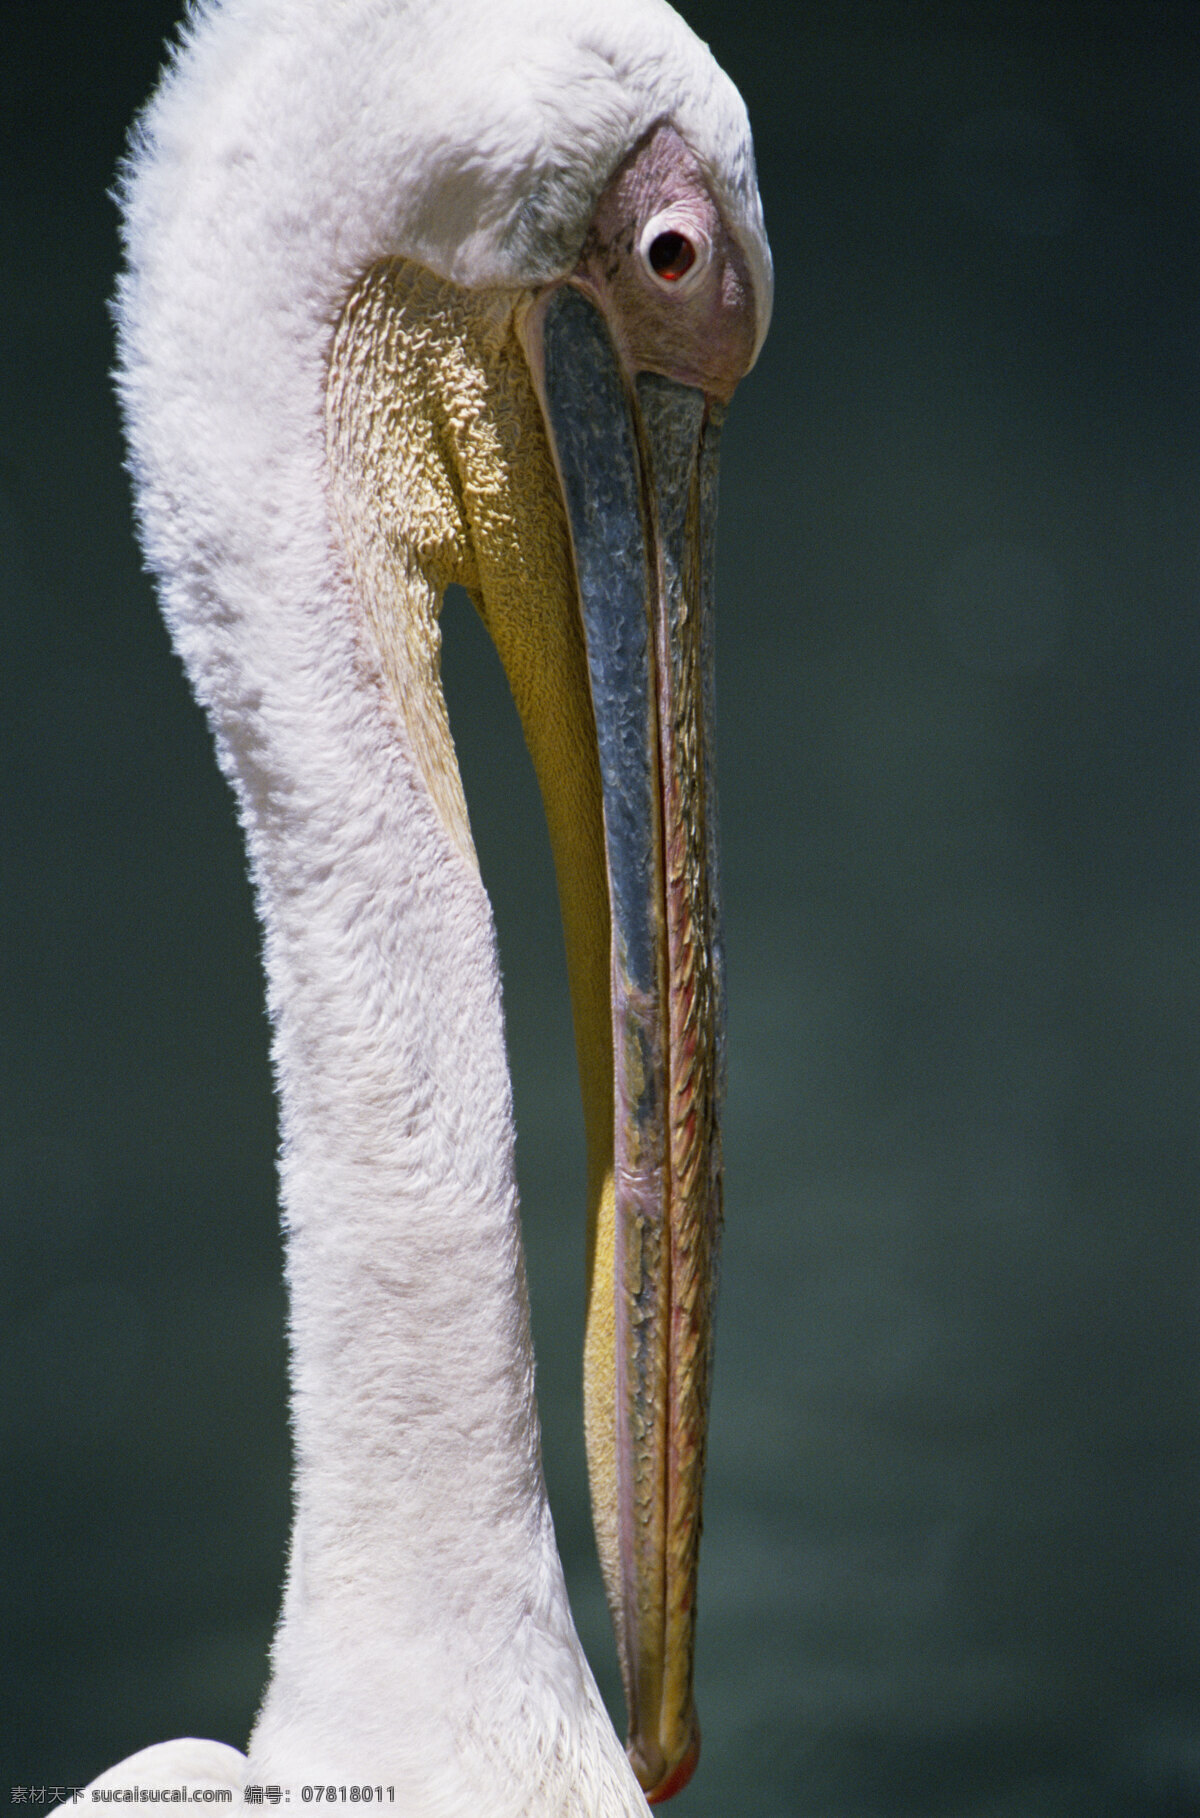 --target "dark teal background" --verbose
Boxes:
[4,4,1199,1811]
